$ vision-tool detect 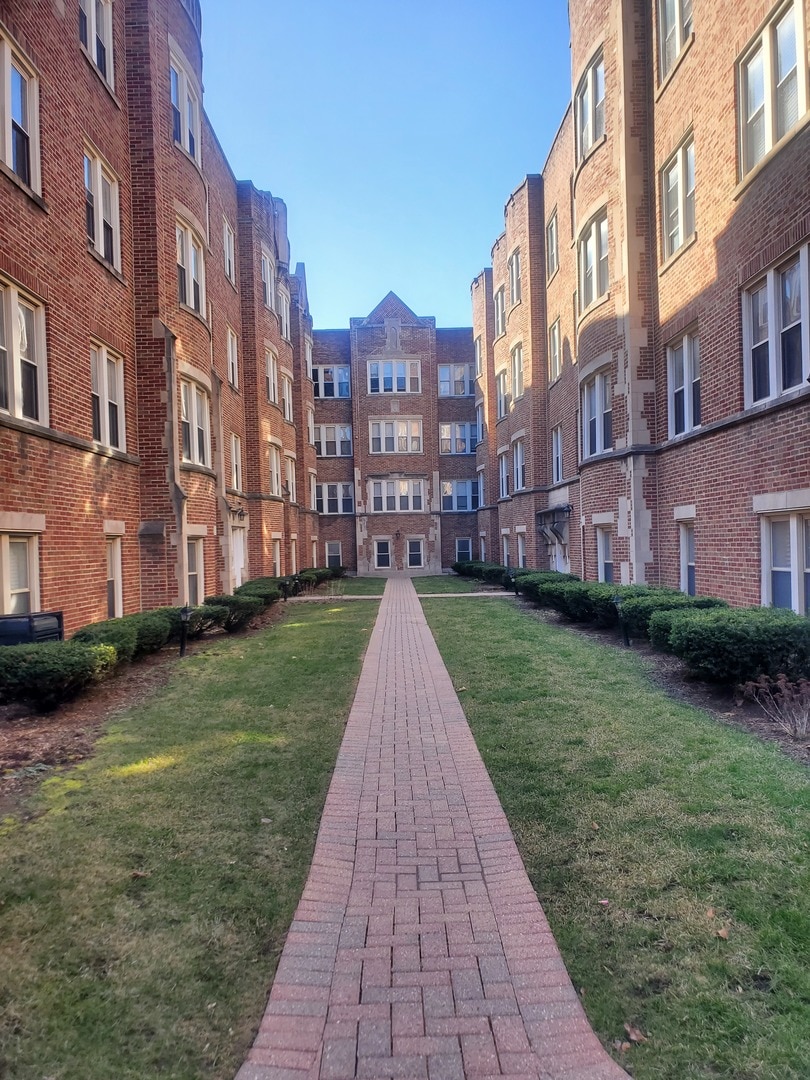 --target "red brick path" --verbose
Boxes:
[237,577,628,1080]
